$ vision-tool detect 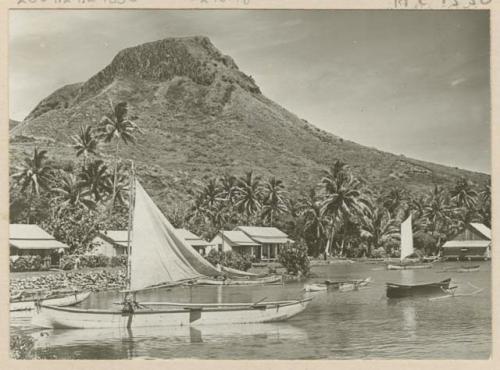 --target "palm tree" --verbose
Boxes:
[360,206,400,257]
[51,170,95,211]
[112,163,130,207]
[79,160,112,202]
[320,167,369,256]
[261,176,288,226]
[423,185,453,252]
[321,160,348,194]
[301,188,328,256]
[201,178,222,210]
[12,147,53,223]
[234,171,263,224]
[477,183,491,227]
[381,187,407,219]
[450,178,478,209]
[218,173,237,204]
[71,125,99,168]
[96,101,140,206]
